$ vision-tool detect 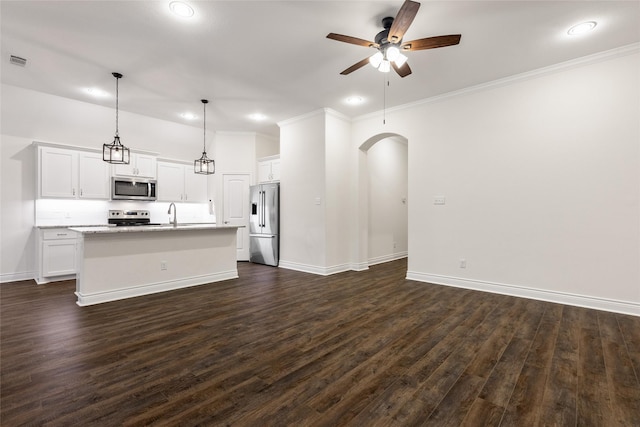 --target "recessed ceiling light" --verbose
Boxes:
[345,96,364,105]
[169,1,194,18]
[84,87,109,97]
[567,21,597,36]
[181,112,197,120]
[249,113,267,121]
